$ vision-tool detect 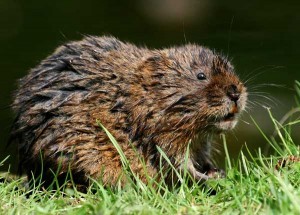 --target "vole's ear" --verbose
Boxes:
[139,54,172,72]
[212,55,233,74]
